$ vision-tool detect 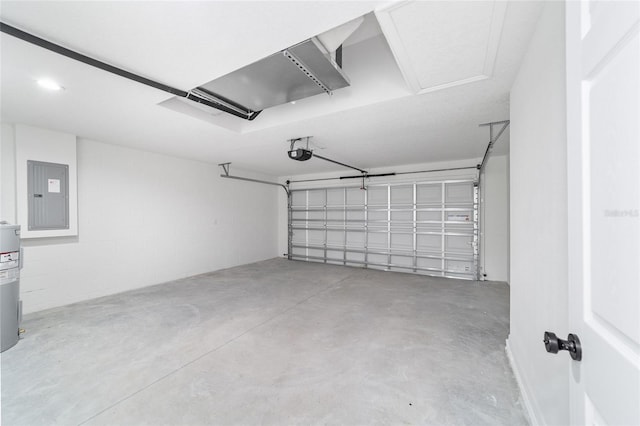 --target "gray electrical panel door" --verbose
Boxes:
[27,160,69,230]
